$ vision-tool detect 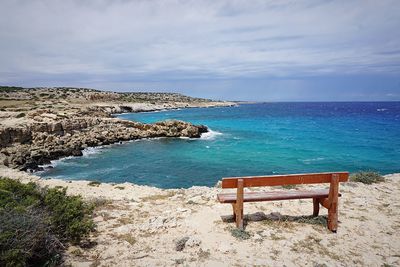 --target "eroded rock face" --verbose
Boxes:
[0,118,208,171]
